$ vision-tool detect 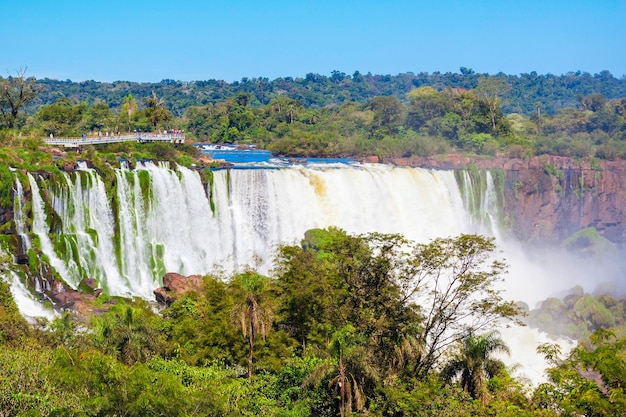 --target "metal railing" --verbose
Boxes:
[44,133,185,147]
